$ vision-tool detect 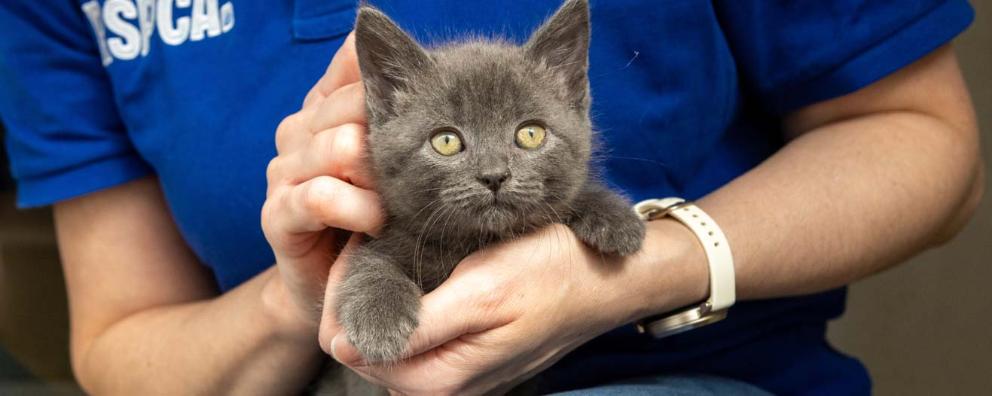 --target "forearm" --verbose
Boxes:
[700,111,981,299]
[75,267,324,395]
[619,110,982,321]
